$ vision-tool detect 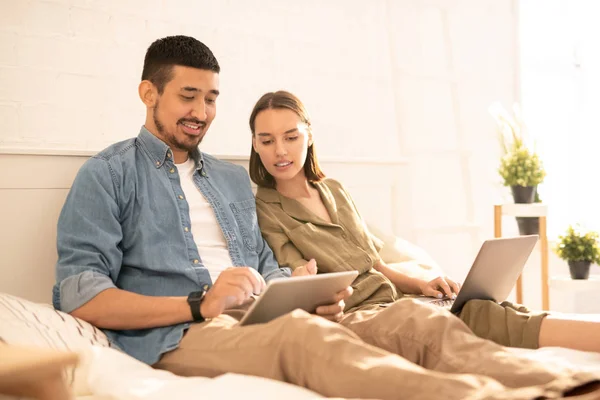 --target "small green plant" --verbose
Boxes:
[489,102,546,187]
[554,225,600,264]
[498,147,546,187]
